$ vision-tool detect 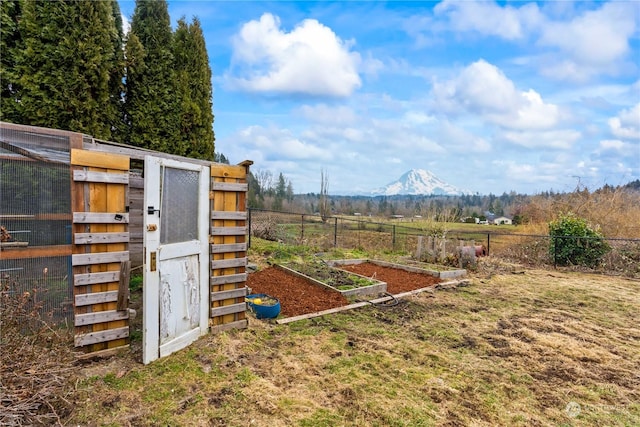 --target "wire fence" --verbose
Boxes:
[1,126,73,326]
[248,209,640,277]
